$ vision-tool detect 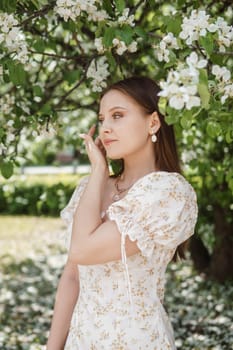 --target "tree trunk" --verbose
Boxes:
[189,235,210,272]
[209,204,233,281]
[190,204,233,282]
